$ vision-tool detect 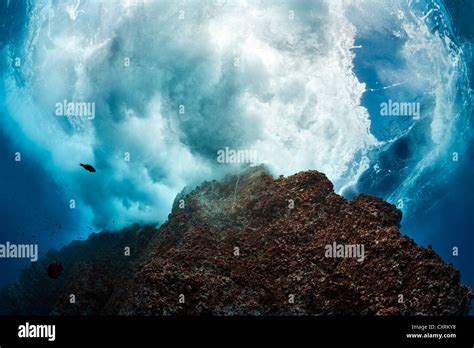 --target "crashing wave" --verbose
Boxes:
[0,0,470,230]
